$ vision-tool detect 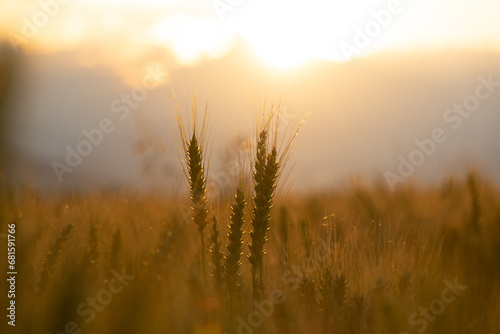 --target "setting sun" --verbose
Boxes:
[2,0,500,69]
